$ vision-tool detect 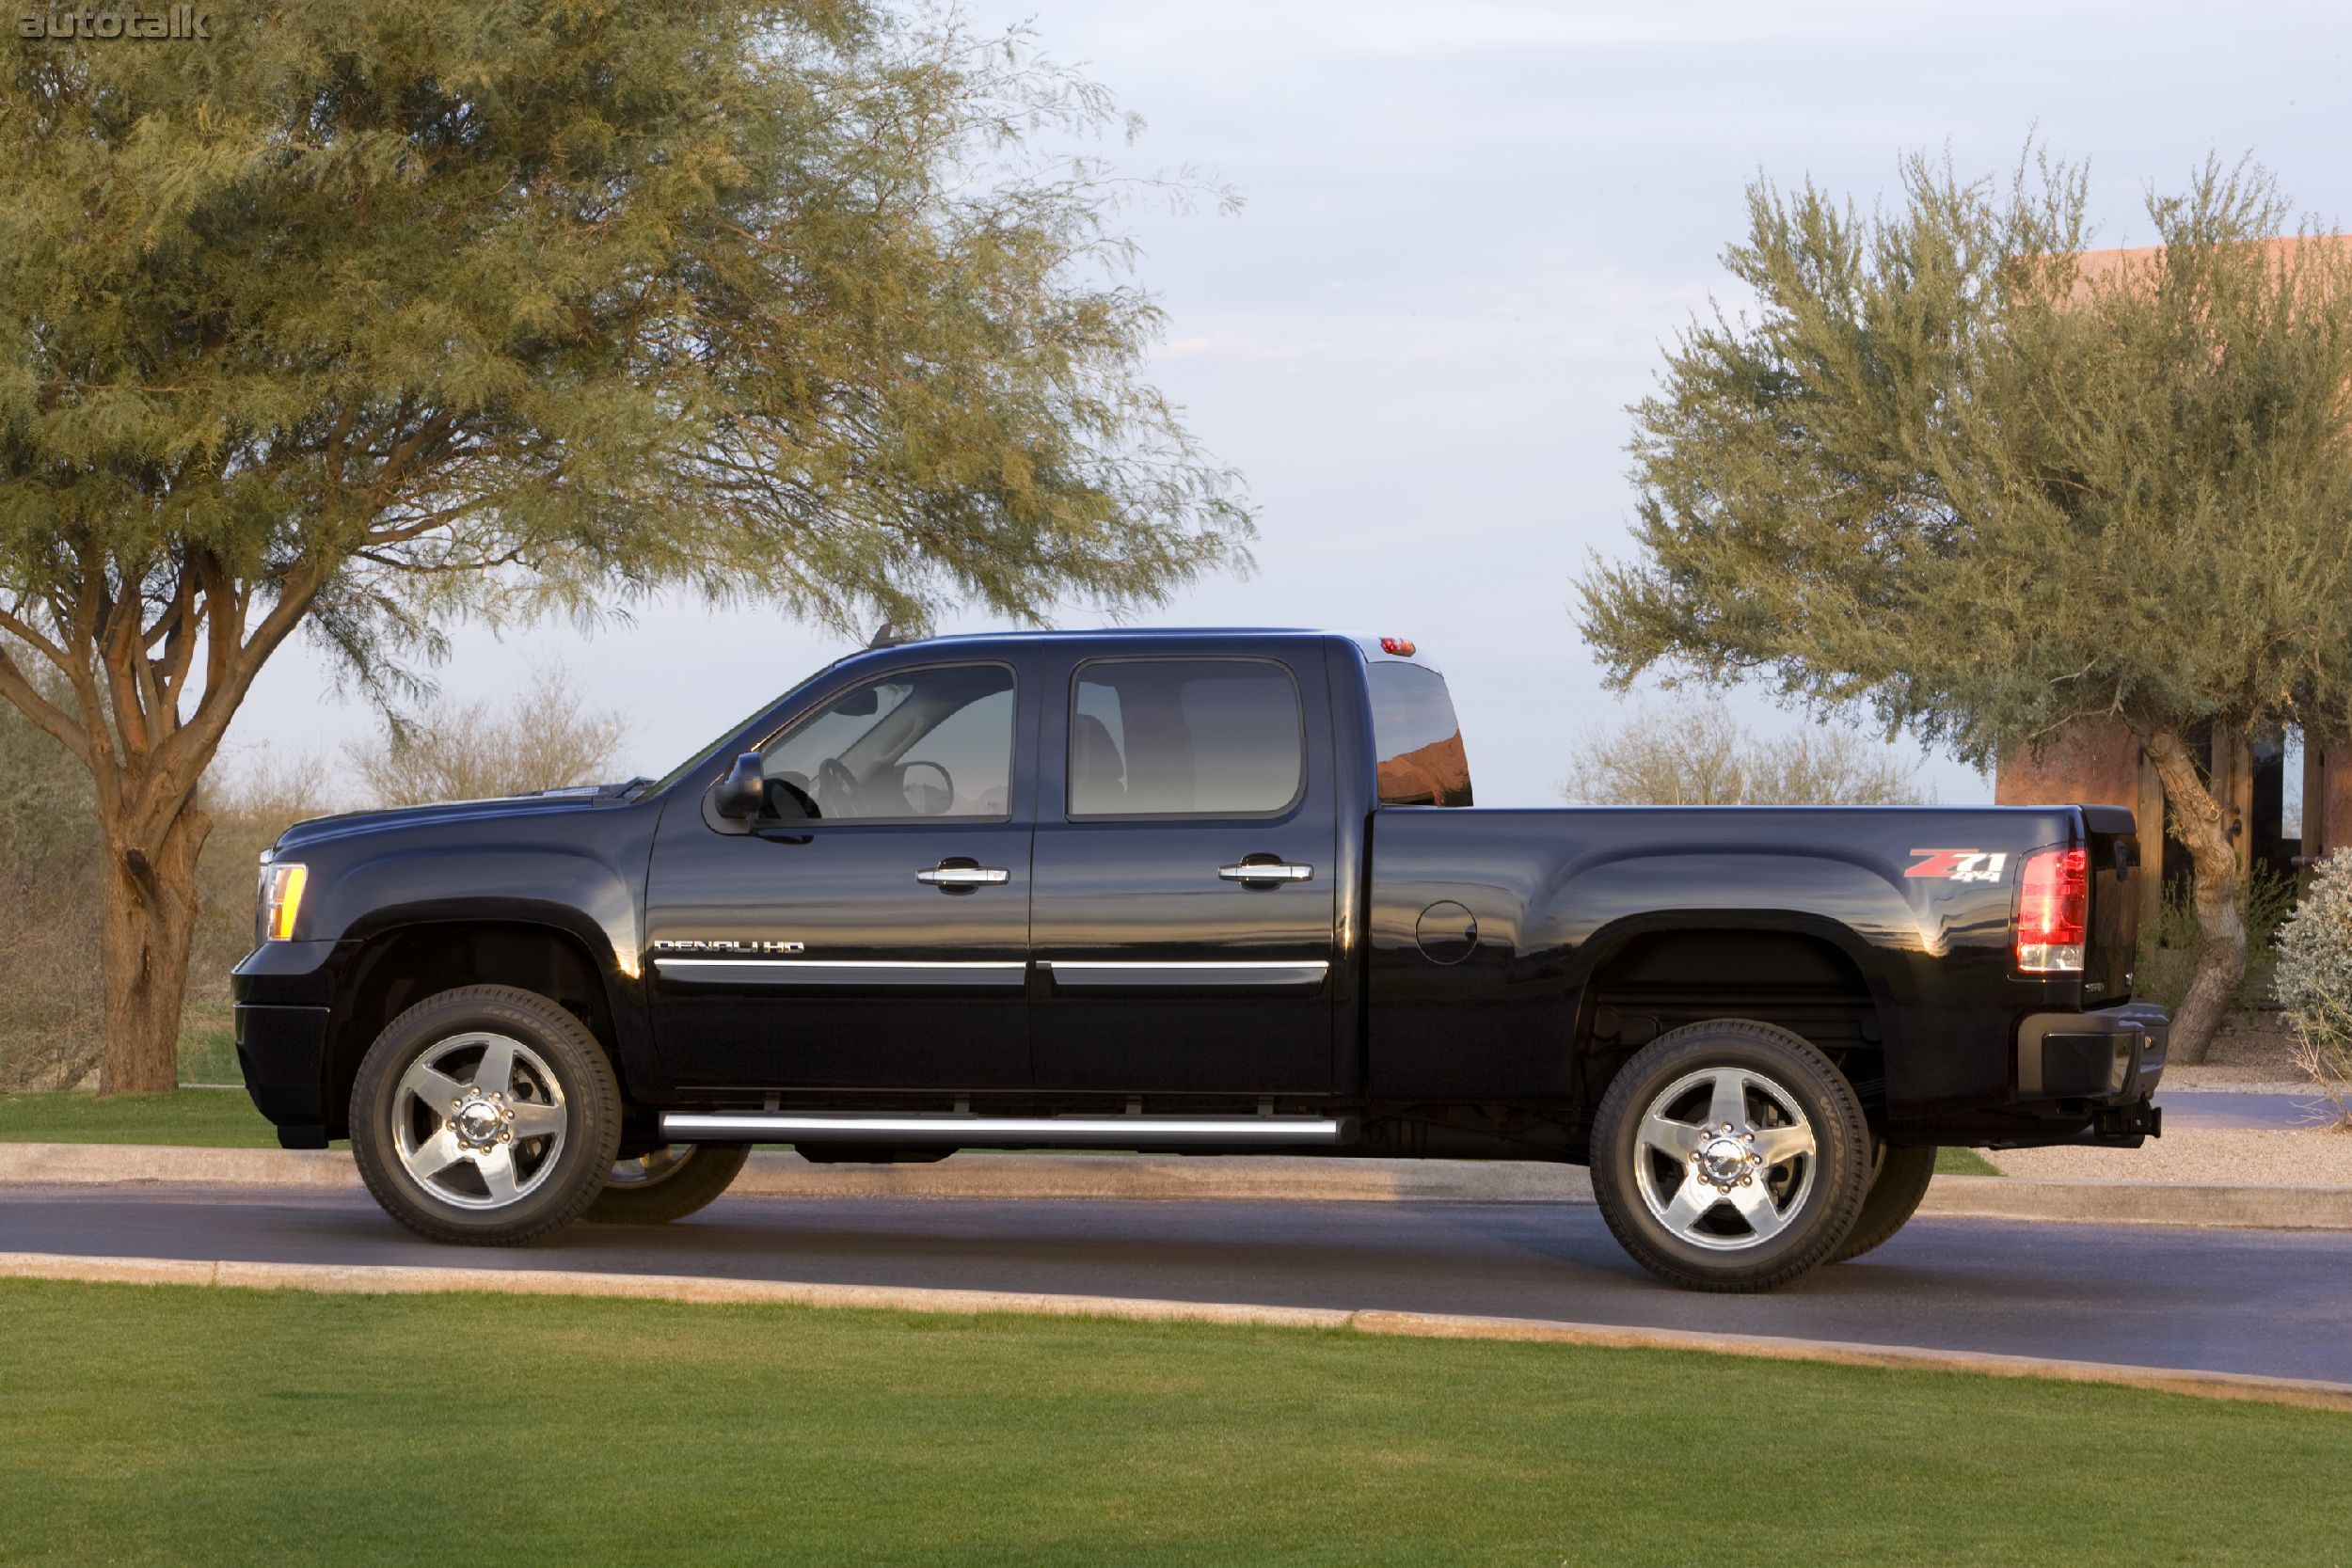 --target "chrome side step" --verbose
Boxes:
[659,1111,1352,1147]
